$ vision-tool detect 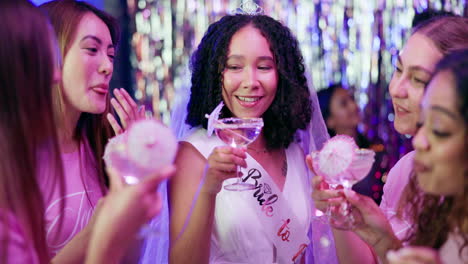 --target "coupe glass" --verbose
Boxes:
[213,117,263,191]
[311,148,375,230]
